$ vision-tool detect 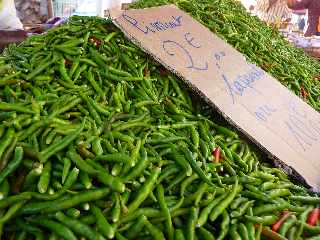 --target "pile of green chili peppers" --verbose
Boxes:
[132,0,320,112]
[0,16,319,240]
